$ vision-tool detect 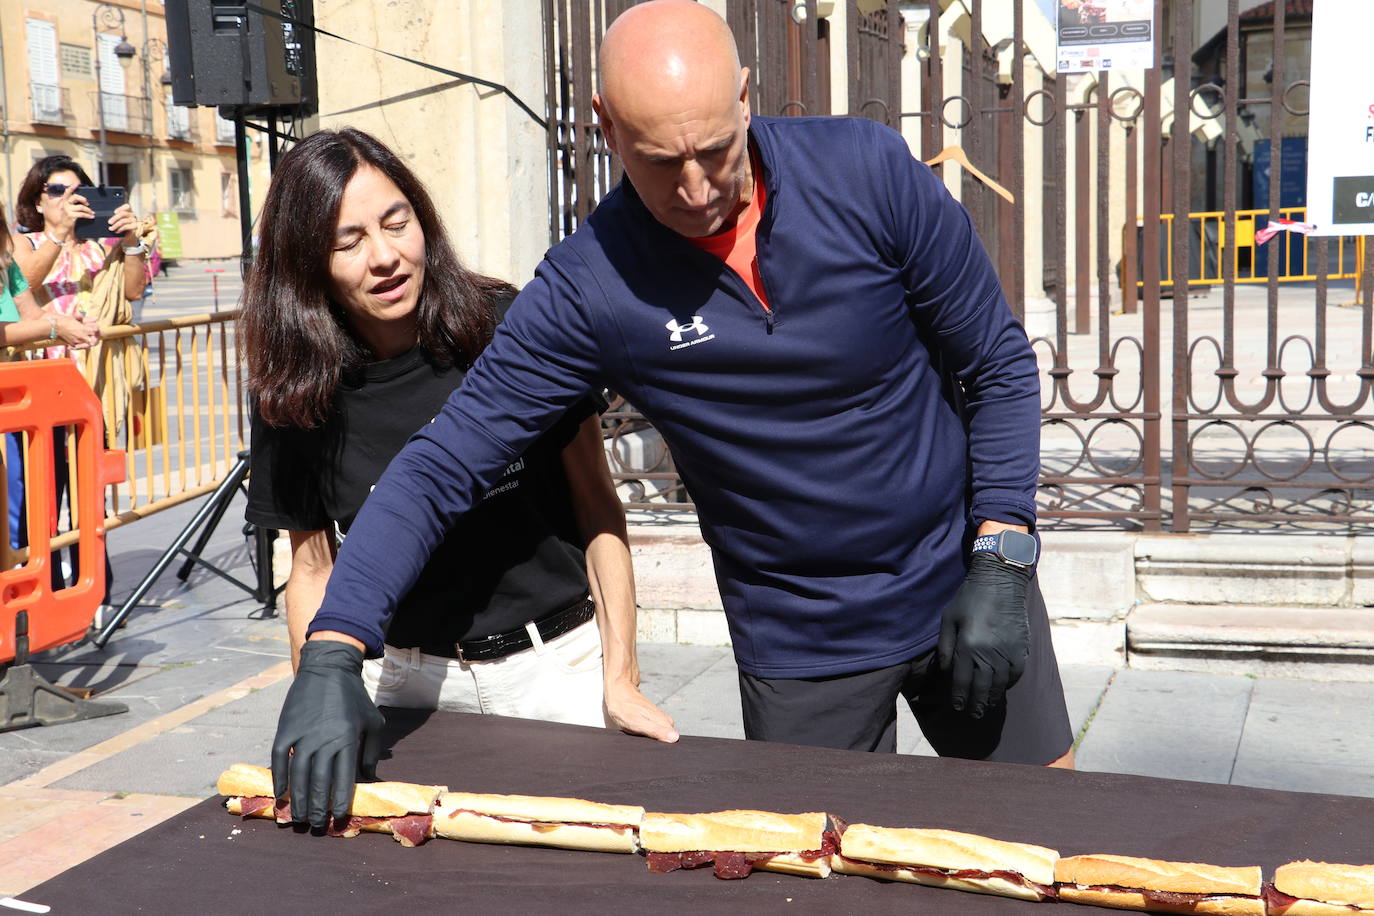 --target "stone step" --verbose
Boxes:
[1127,603,1374,681]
